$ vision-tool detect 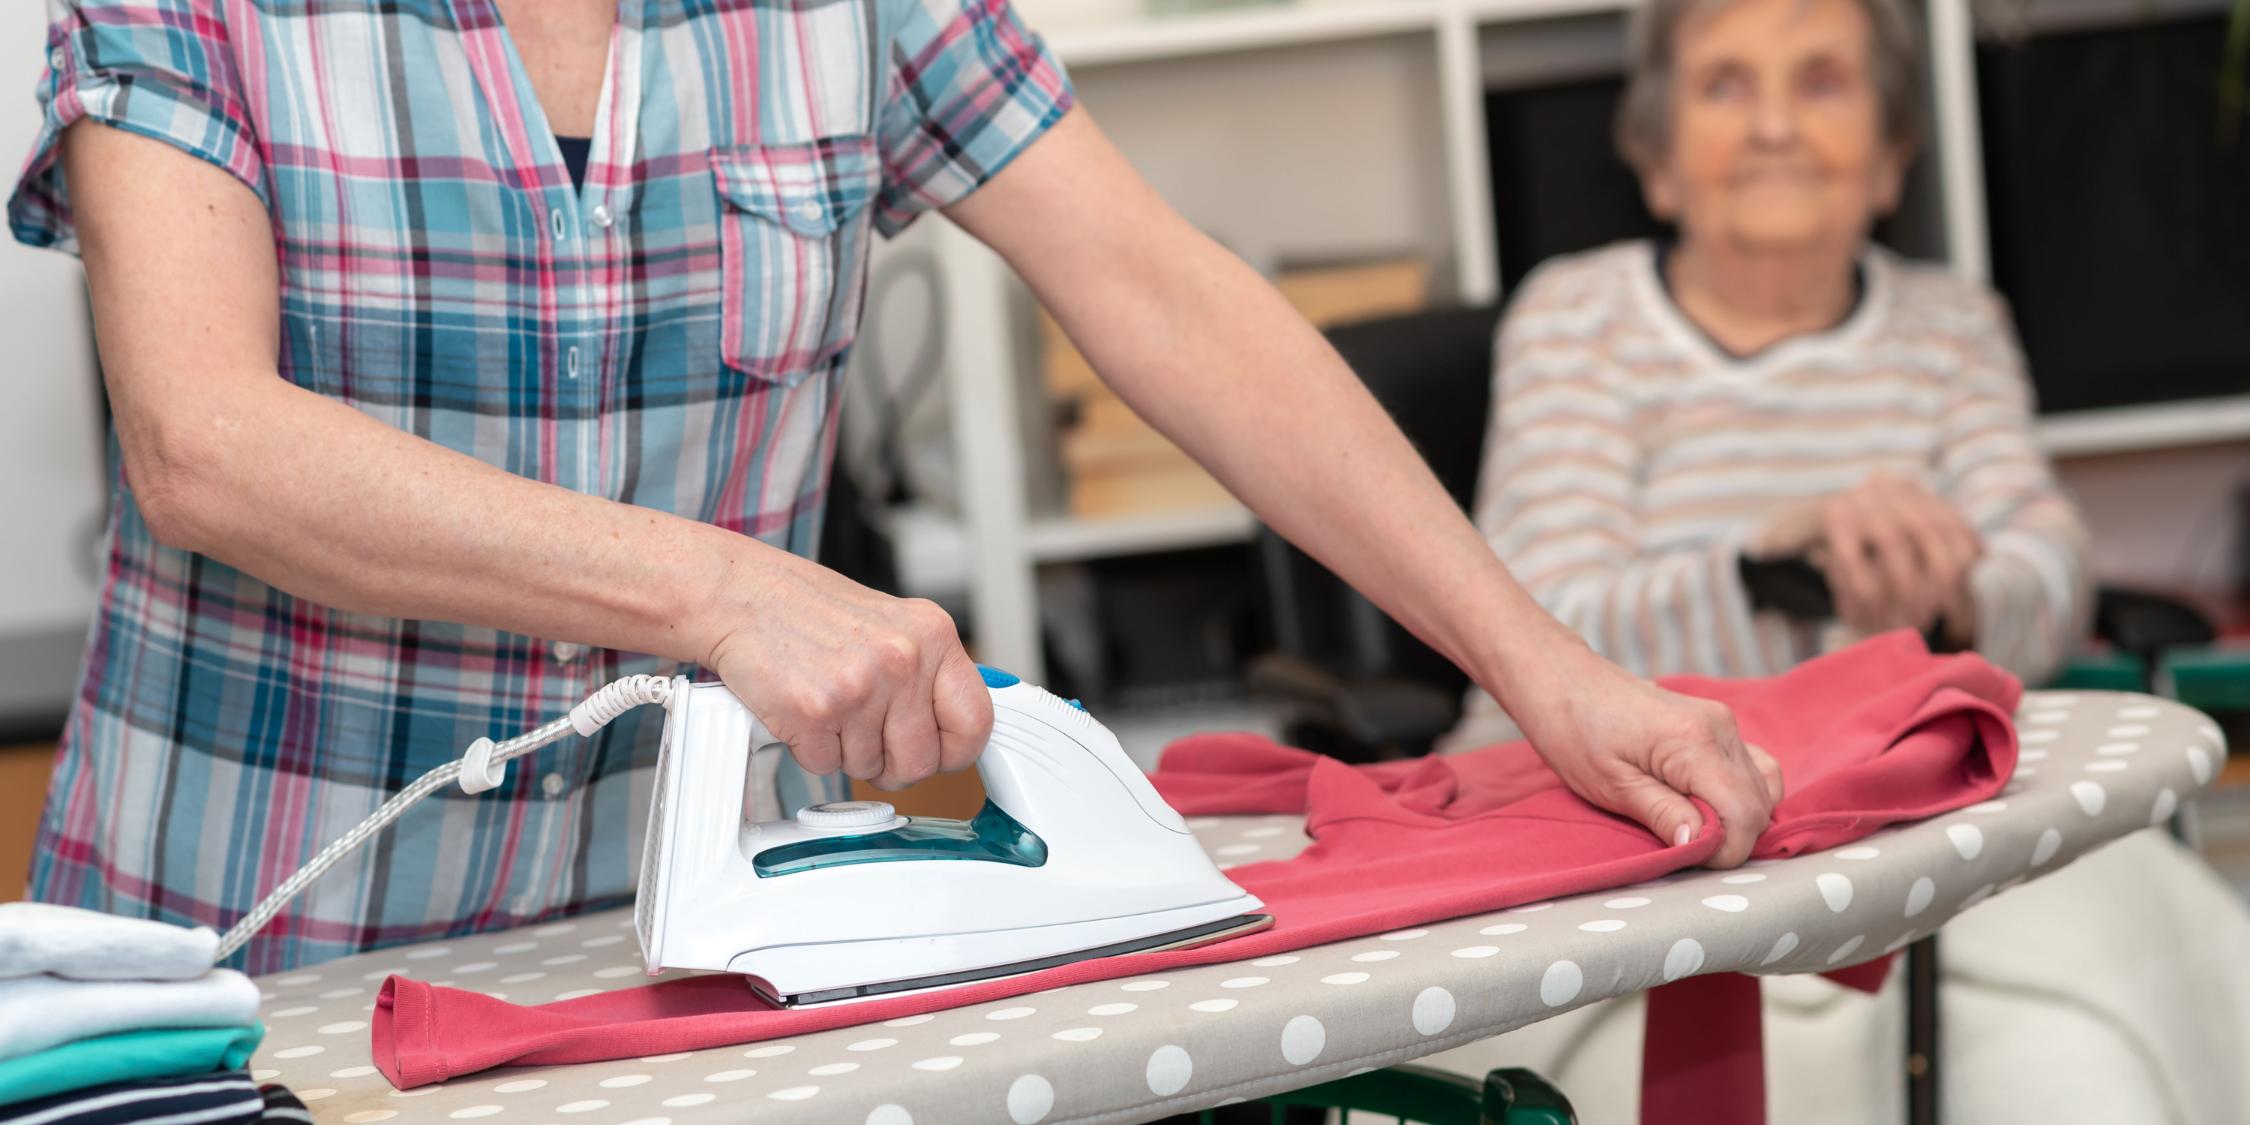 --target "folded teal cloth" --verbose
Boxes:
[0,1024,264,1107]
